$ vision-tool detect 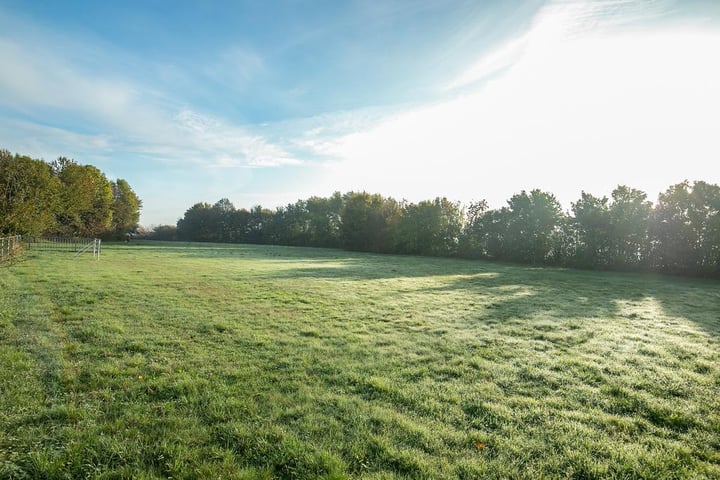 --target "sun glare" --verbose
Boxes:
[319,5,720,207]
